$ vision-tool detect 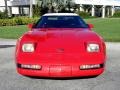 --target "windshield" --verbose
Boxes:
[34,16,88,28]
